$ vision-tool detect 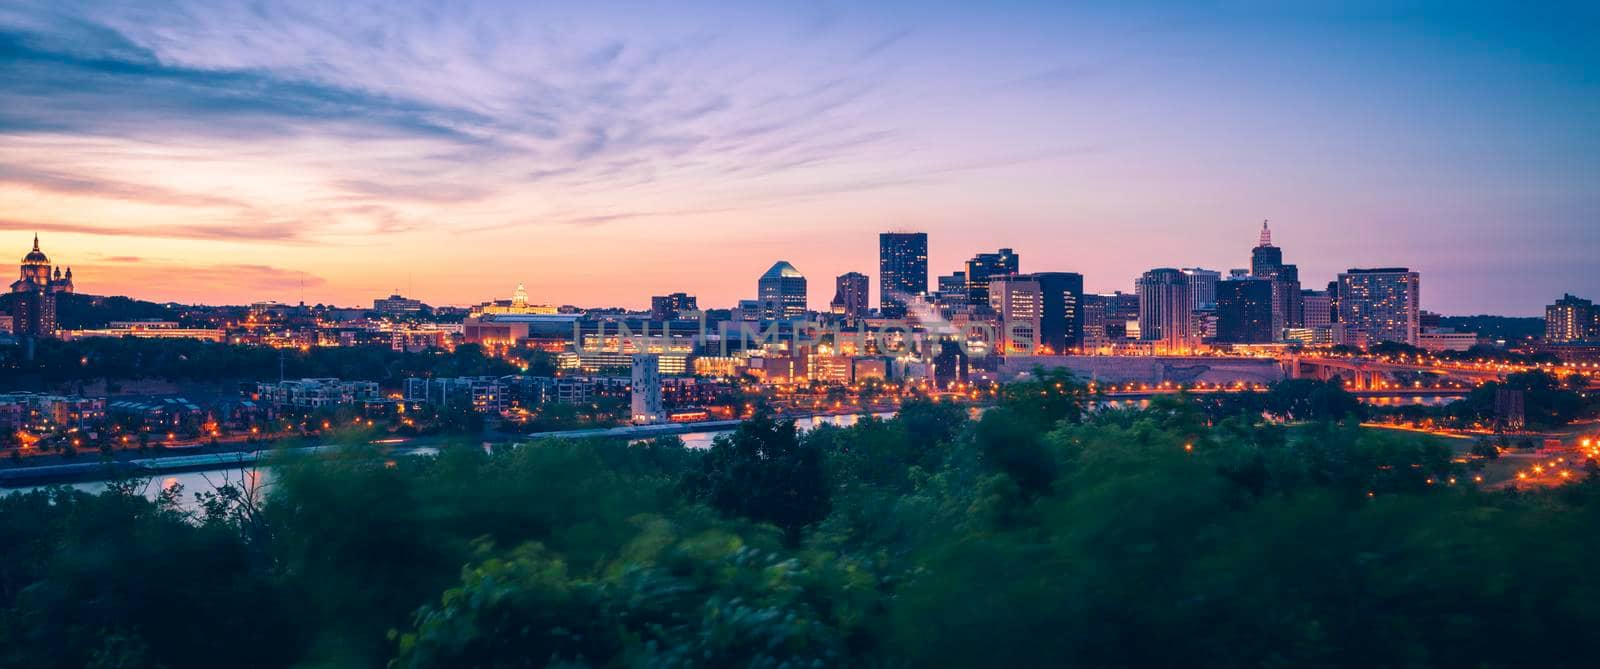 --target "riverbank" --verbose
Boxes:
[0,408,906,489]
